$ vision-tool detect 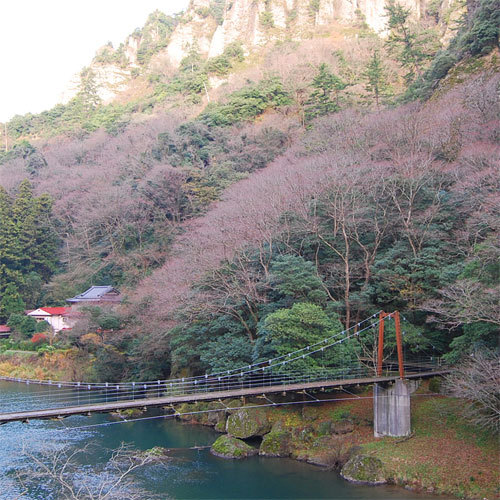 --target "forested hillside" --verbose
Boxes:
[0,0,498,382]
